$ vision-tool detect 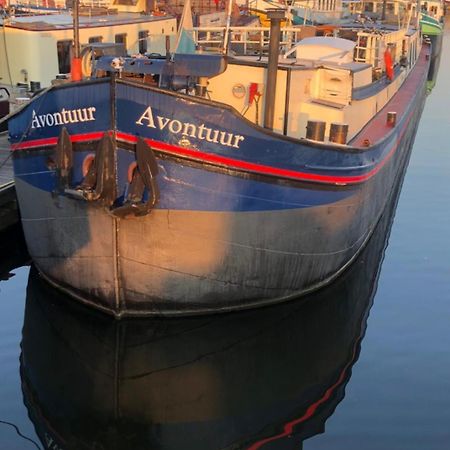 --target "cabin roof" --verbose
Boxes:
[2,12,174,31]
[296,36,356,52]
[229,55,372,73]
